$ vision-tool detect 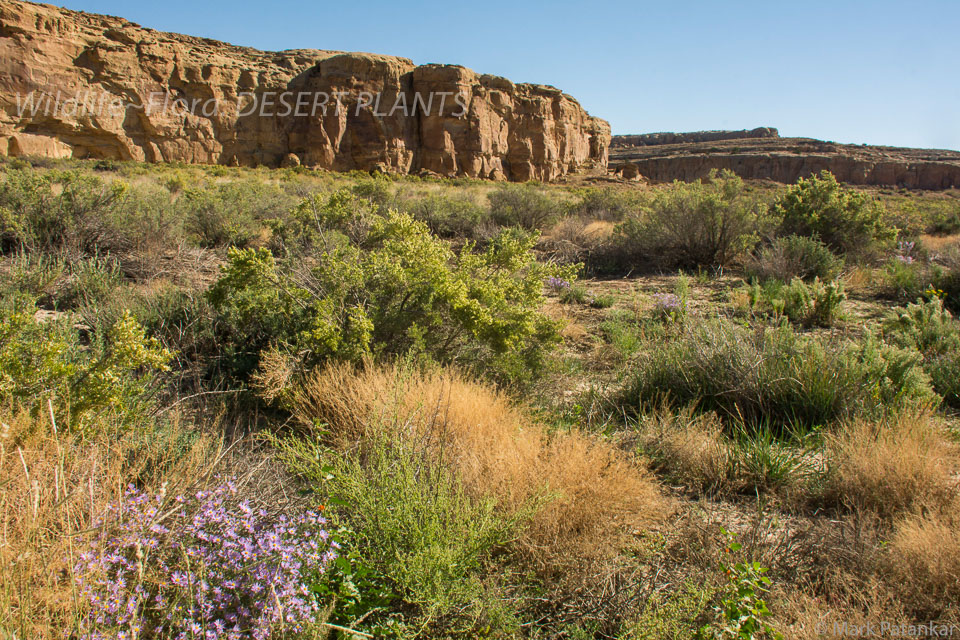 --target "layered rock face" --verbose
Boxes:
[611,136,960,190]
[611,127,778,148]
[0,0,609,180]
